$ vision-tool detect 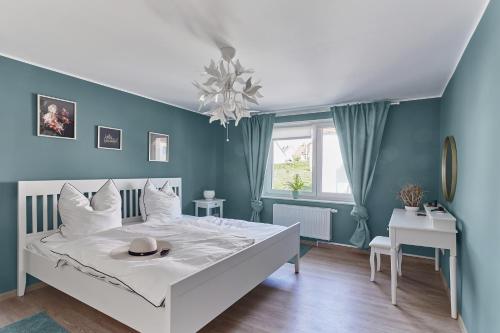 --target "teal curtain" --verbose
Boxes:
[241,114,275,222]
[331,102,390,248]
